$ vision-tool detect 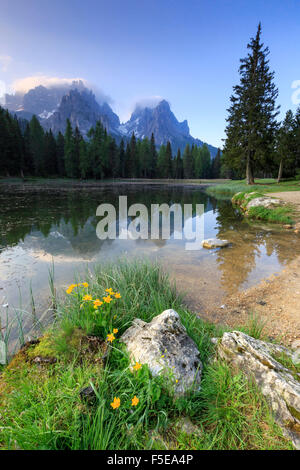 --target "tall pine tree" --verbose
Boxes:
[223,23,279,184]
